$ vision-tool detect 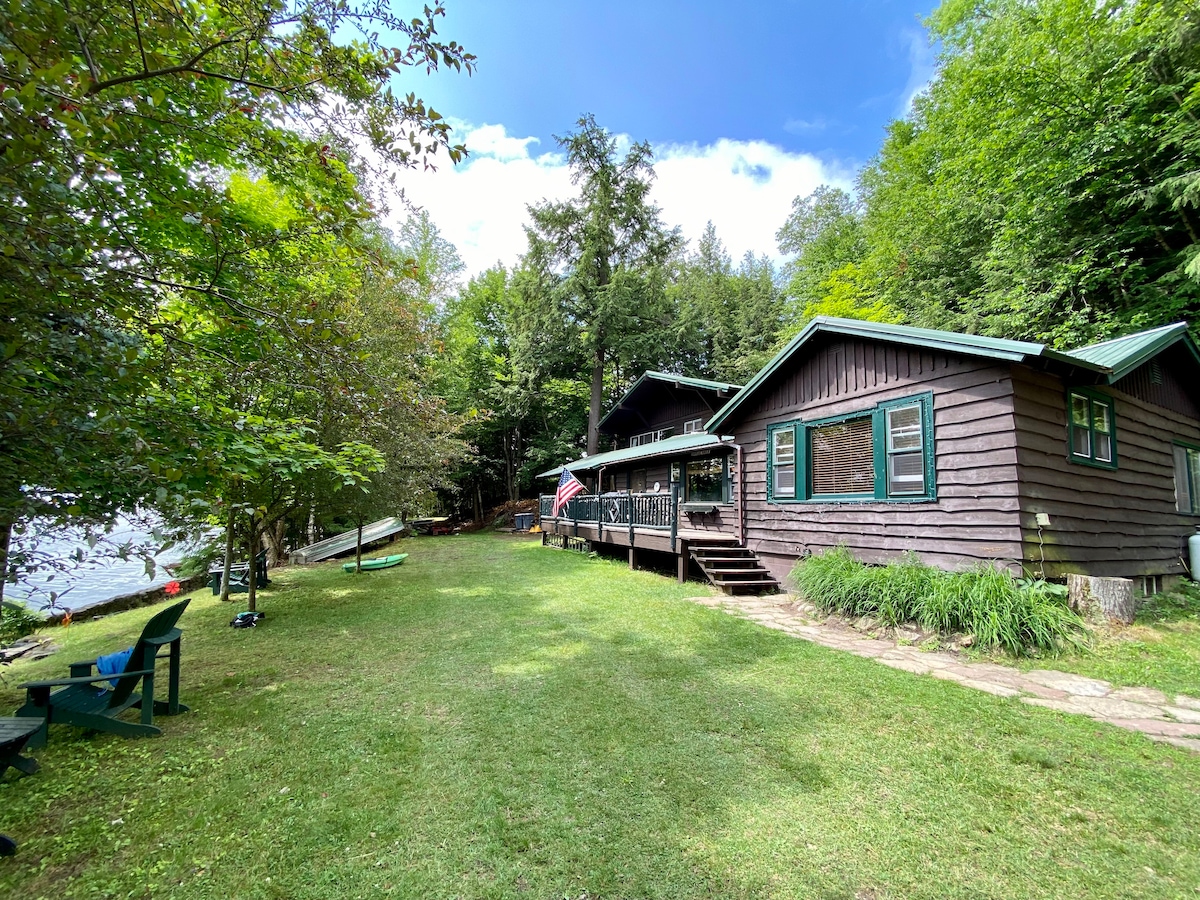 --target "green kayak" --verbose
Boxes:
[343,553,408,573]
